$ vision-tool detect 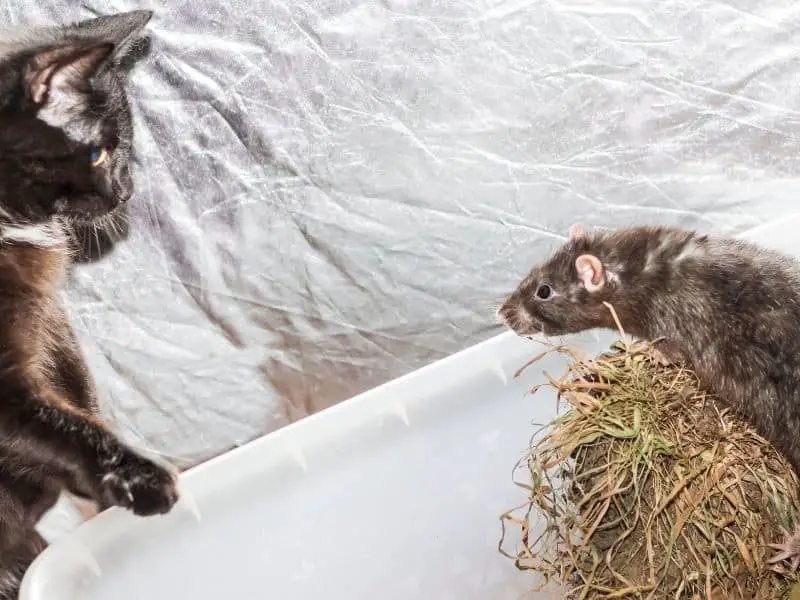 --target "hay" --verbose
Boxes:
[499,333,800,600]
